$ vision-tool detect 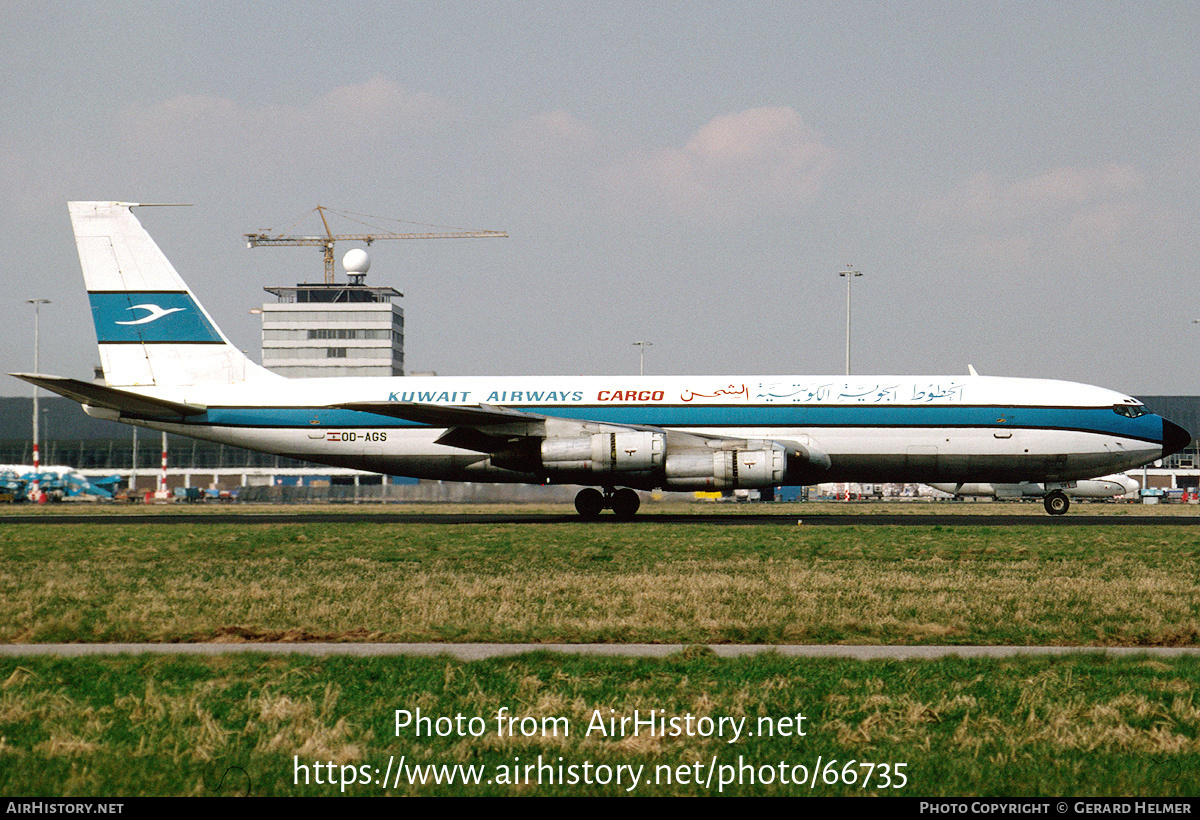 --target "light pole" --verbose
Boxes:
[632,341,653,376]
[838,267,862,376]
[26,299,50,497]
[160,431,168,495]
